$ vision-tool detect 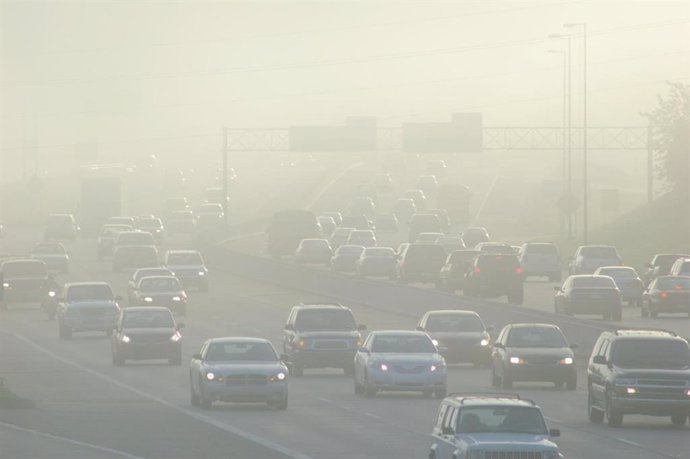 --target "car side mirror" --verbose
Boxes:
[284,324,294,331]
[549,428,560,438]
[592,355,607,365]
[357,324,367,331]
[415,326,425,332]
[486,325,495,332]
[192,353,202,360]
[493,343,505,349]
[569,343,578,350]
[441,427,454,436]
[177,323,185,329]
